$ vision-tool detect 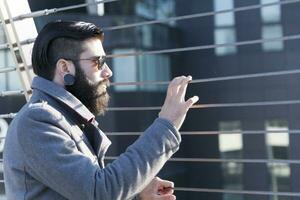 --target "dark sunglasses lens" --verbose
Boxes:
[98,58,106,69]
